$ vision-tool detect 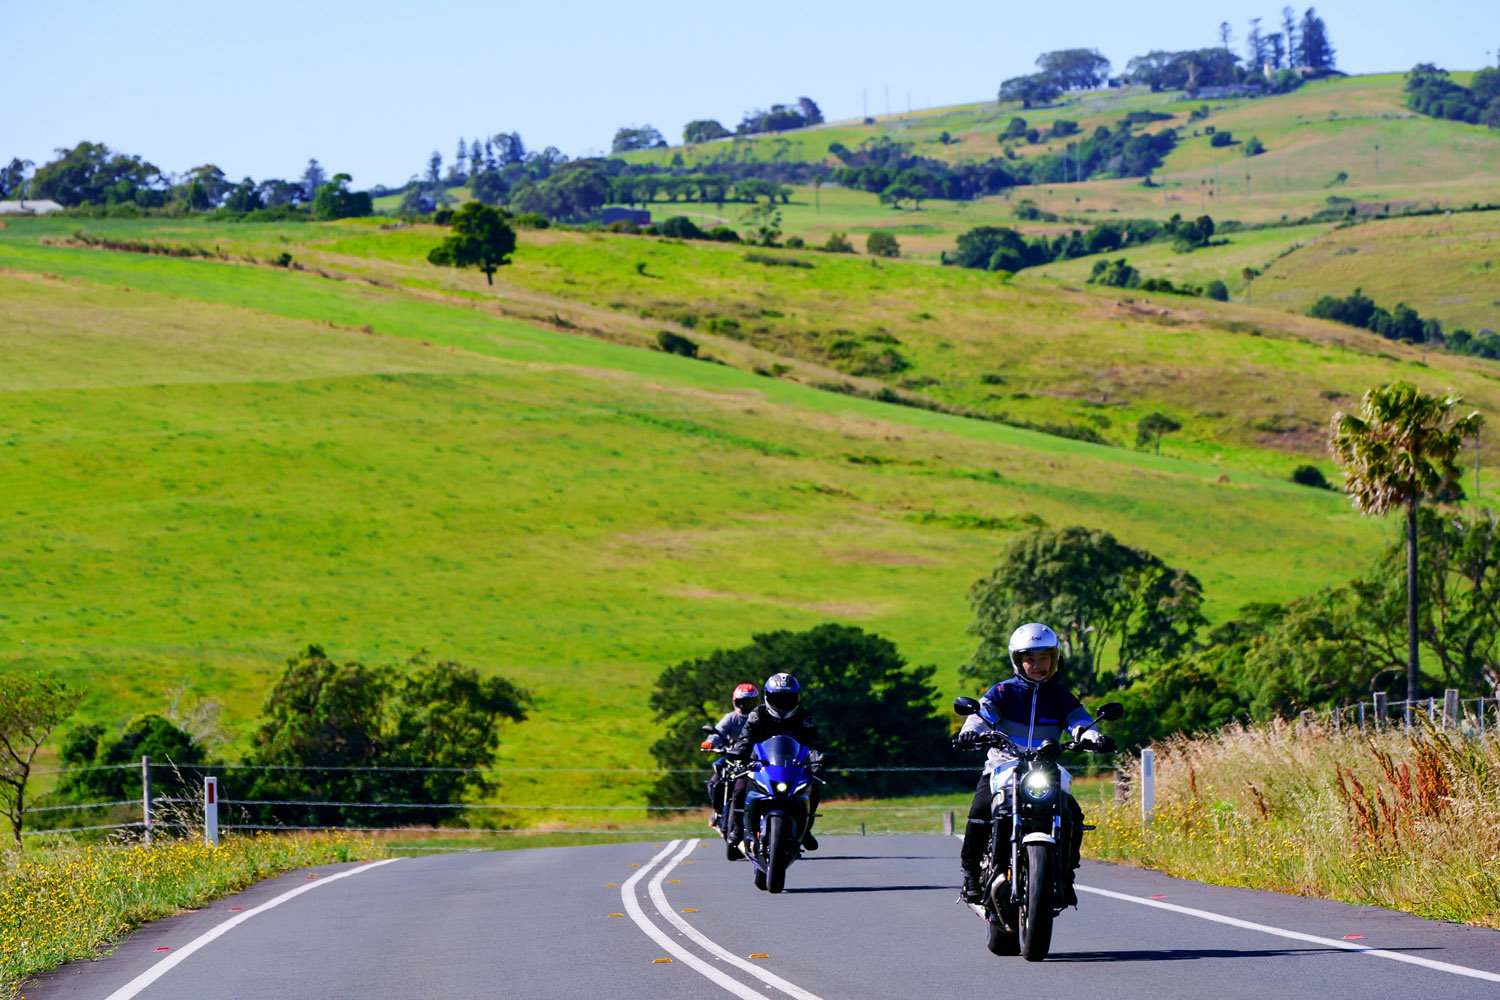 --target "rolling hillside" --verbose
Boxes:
[1,214,1449,806]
